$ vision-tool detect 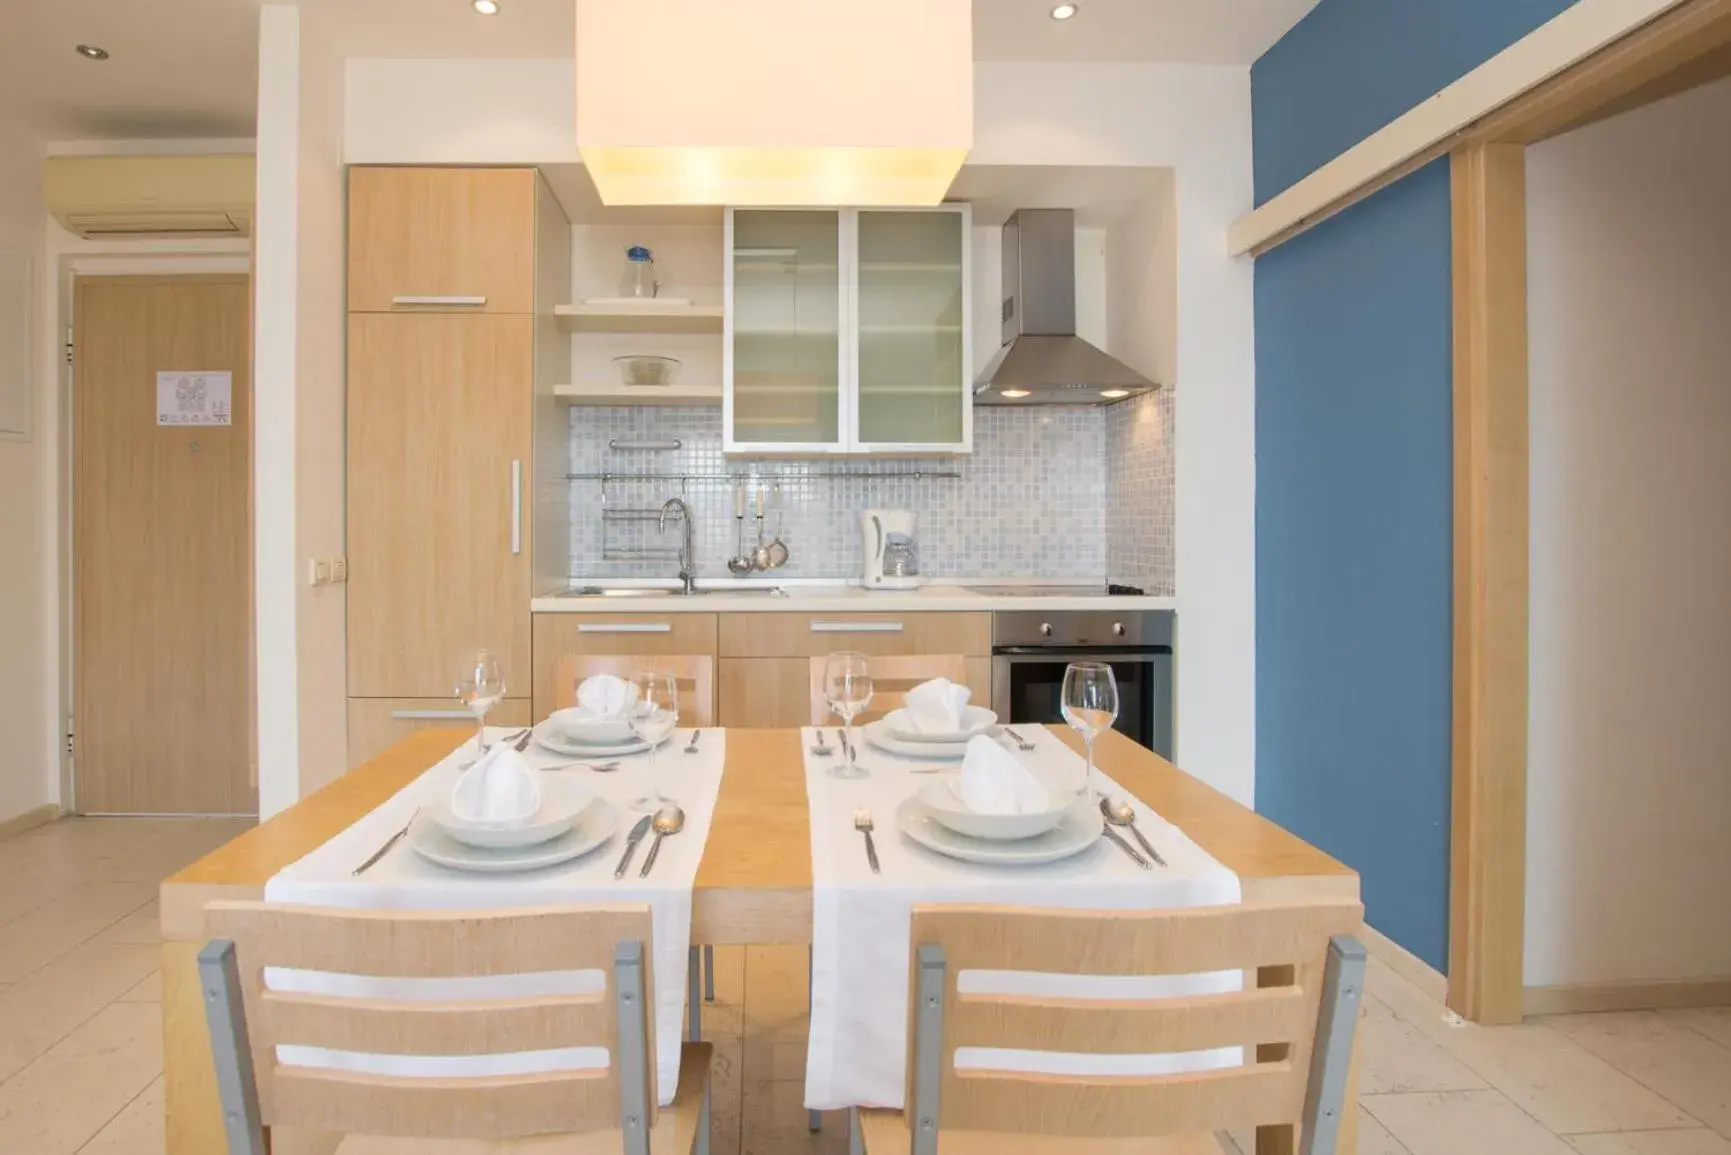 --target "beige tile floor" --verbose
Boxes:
[2,816,1729,1154]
